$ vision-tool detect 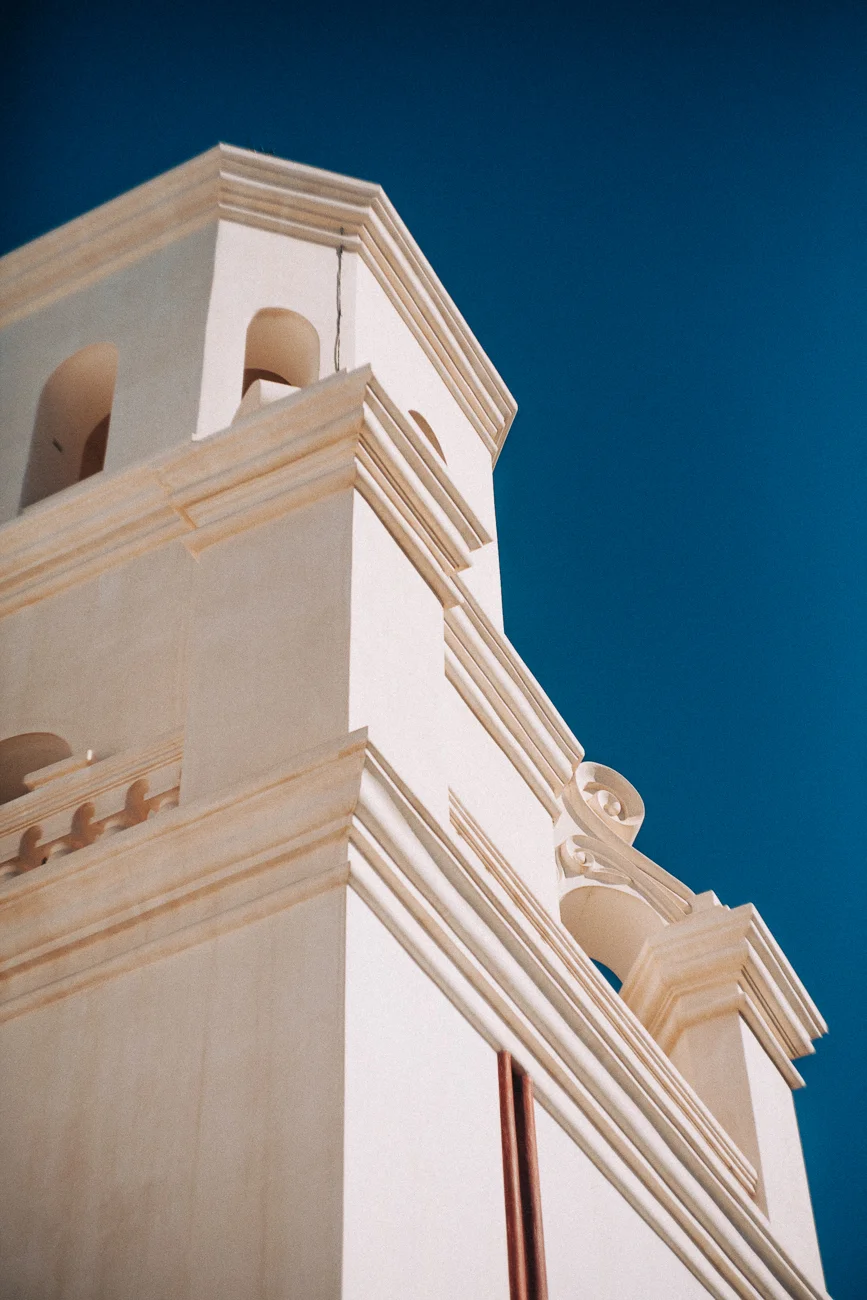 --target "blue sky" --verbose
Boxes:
[3,0,865,1292]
